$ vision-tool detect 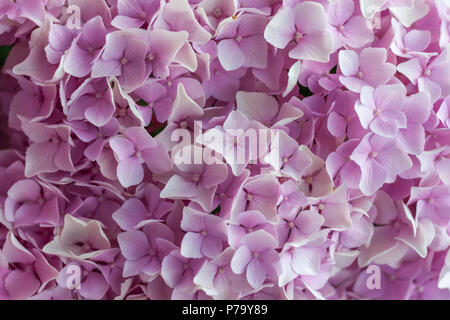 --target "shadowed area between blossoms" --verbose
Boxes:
[0,46,12,68]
